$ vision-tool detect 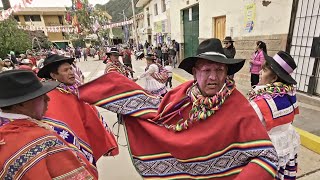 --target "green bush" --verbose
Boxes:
[0,18,32,58]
